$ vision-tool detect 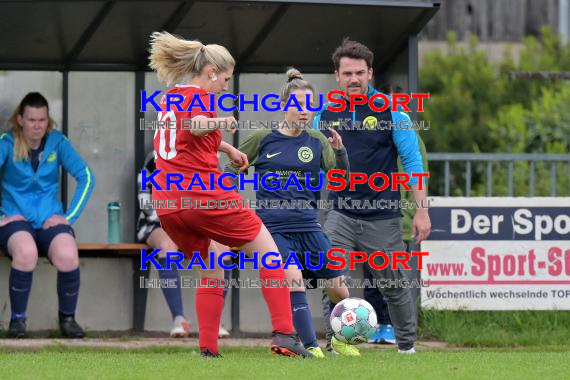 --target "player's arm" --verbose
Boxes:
[0,134,28,226]
[218,141,233,154]
[316,130,349,173]
[309,130,350,189]
[182,92,238,137]
[0,135,29,227]
[397,131,428,240]
[219,140,249,172]
[392,111,431,243]
[59,136,96,225]
[188,115,238,137]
